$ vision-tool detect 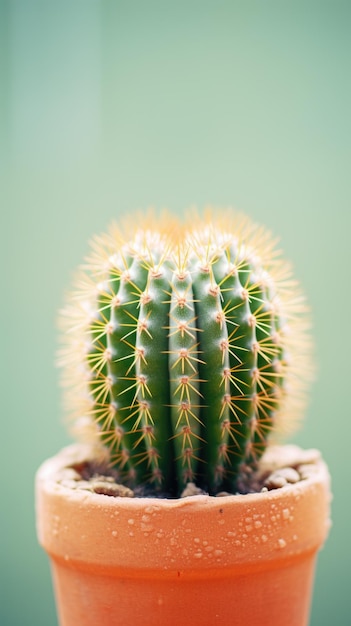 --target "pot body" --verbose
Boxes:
[36,445,331,626]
